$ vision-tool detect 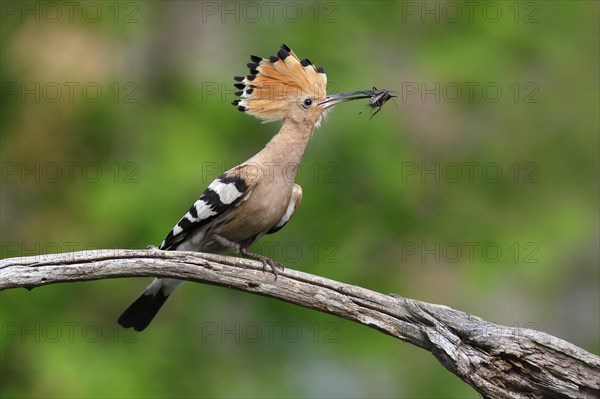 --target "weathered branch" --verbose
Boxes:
[1,249,598,398]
